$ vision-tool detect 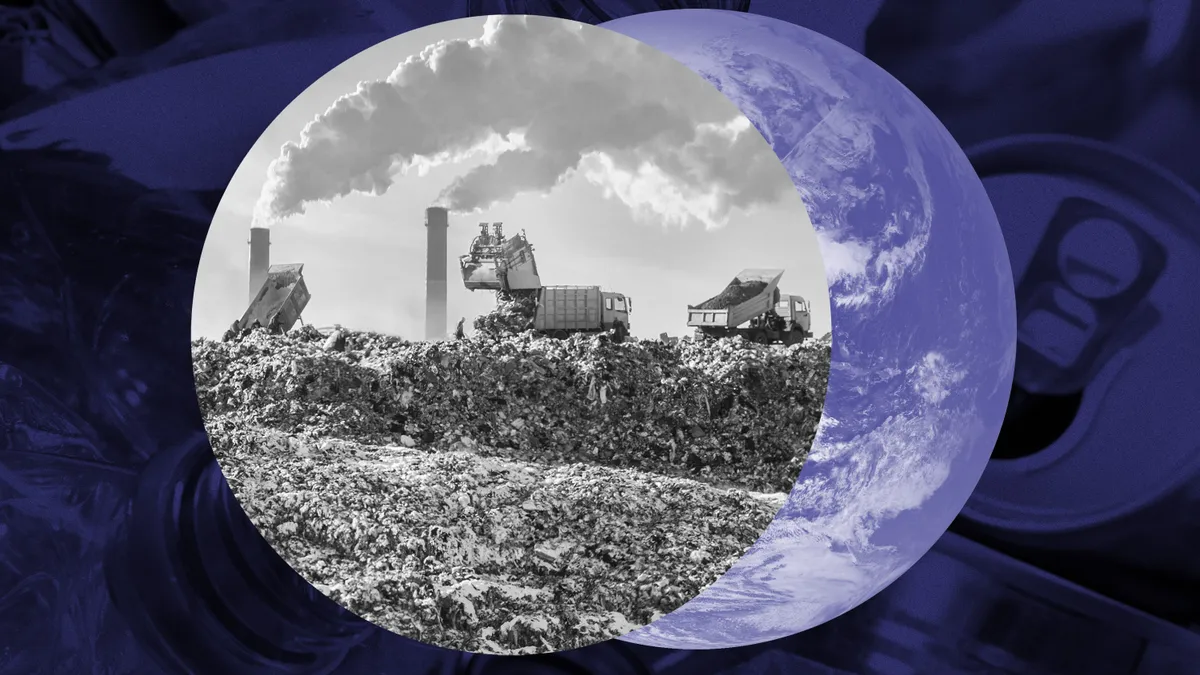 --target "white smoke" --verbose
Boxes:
[253,15,793,229]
